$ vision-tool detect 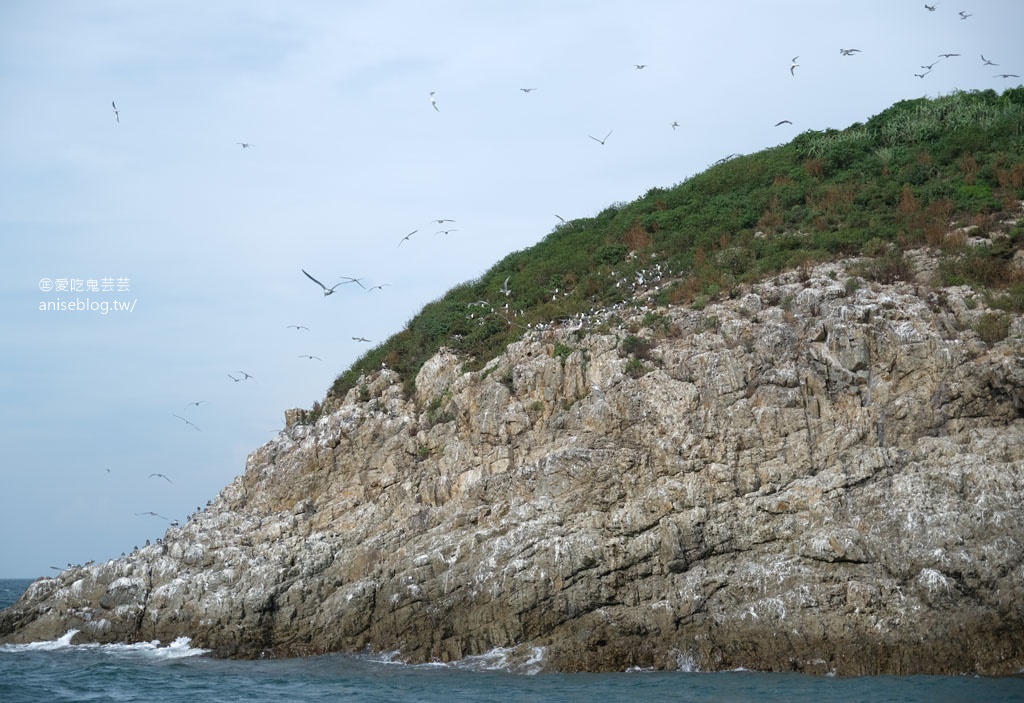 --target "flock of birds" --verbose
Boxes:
[96,2,1020,531]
